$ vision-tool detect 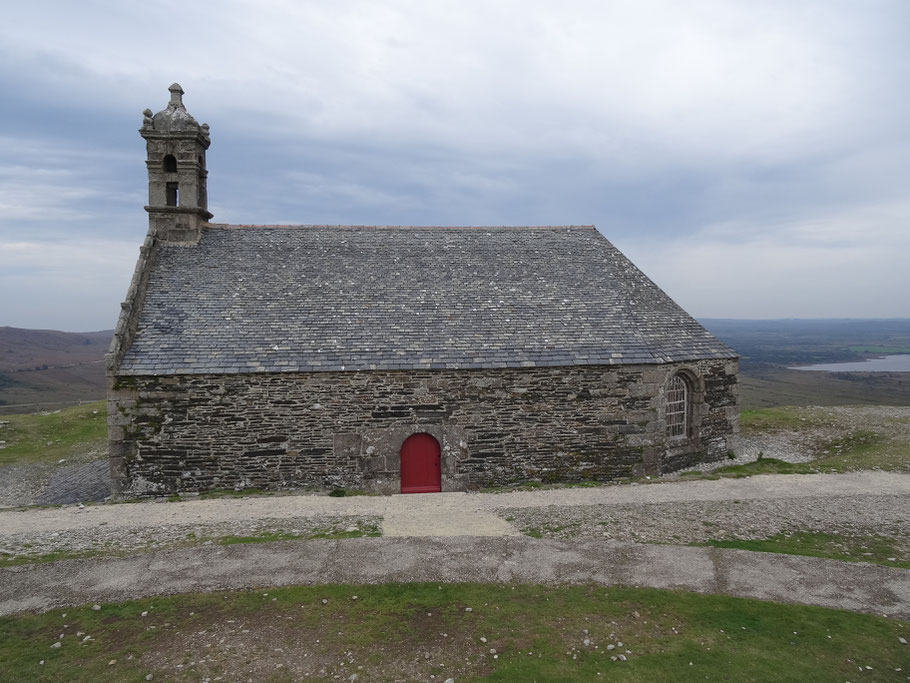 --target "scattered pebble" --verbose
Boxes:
[91,605,101,611]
